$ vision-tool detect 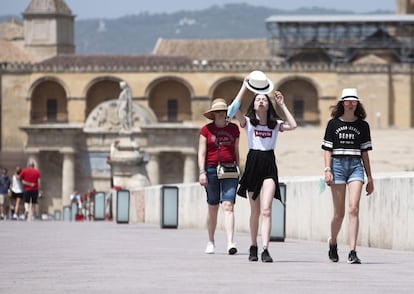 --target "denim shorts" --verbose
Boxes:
[331,156,364,184]
[205,166,239,205]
